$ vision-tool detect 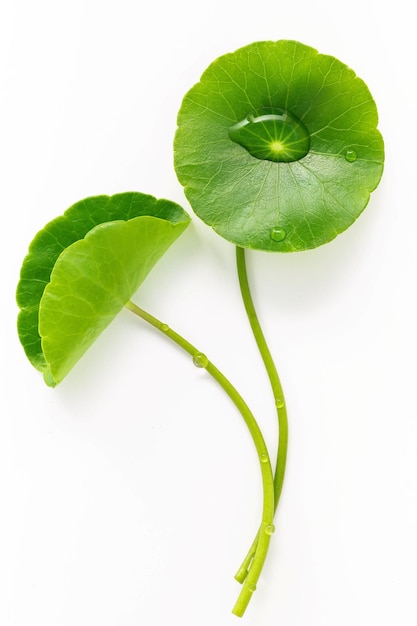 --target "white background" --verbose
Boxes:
[1,1,416,625]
